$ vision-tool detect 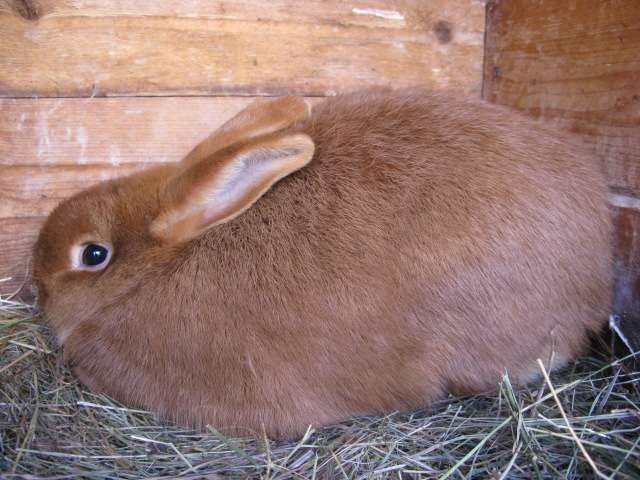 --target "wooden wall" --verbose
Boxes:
[484,0,640,348]
[0,0,487,295]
